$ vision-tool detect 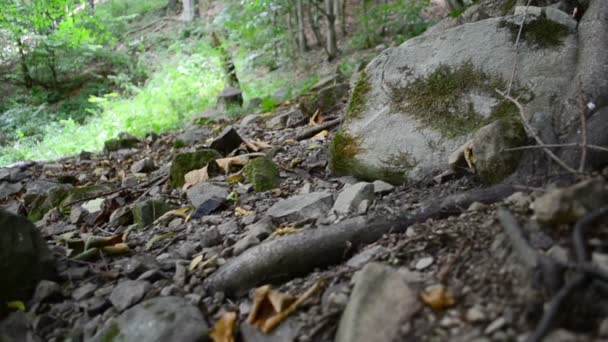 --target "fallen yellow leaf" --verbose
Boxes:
[235,207,255,216]
[311,130,329,141]
[183,166,210,189]
[190,255,204,271]
[420,284,455,310]
[210,311,238,342]
[273,227,301,236]
[6,301,25,312]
